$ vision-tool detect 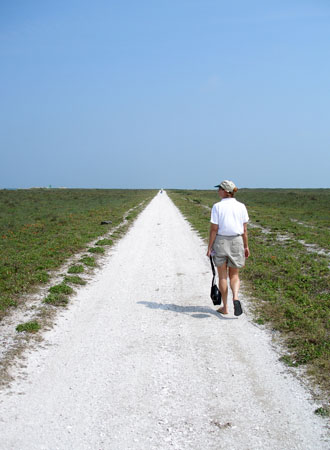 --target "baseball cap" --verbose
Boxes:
[215,180,237,193]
